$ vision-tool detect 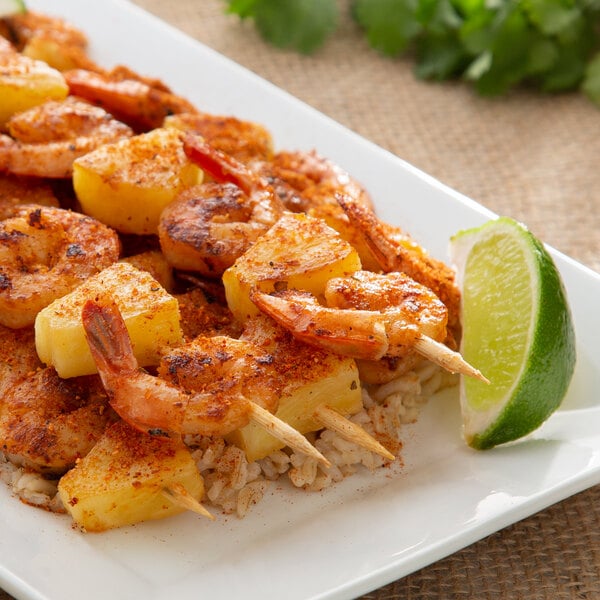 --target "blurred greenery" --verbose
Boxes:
[225,0,600,105]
